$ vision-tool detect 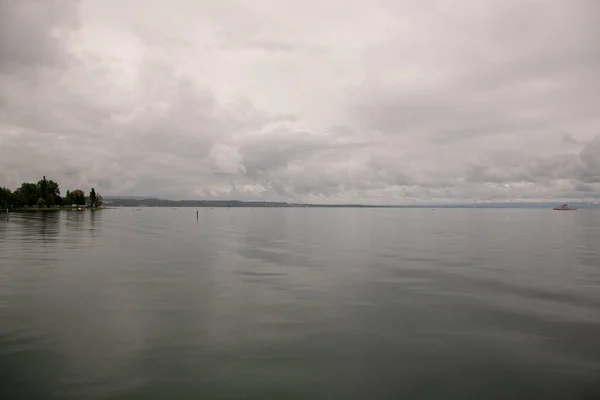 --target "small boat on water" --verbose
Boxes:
[553,203,578,211]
